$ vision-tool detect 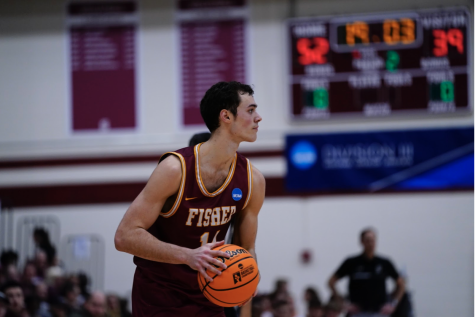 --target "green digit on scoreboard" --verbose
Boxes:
[440,81,454,102]
[313,88,328,109]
